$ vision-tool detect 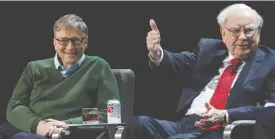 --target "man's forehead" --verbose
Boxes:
[55,27,85,37]
[226,12,258,28]
[227,10,256,18]
[226,22,258,29]
[229,25,258,29]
